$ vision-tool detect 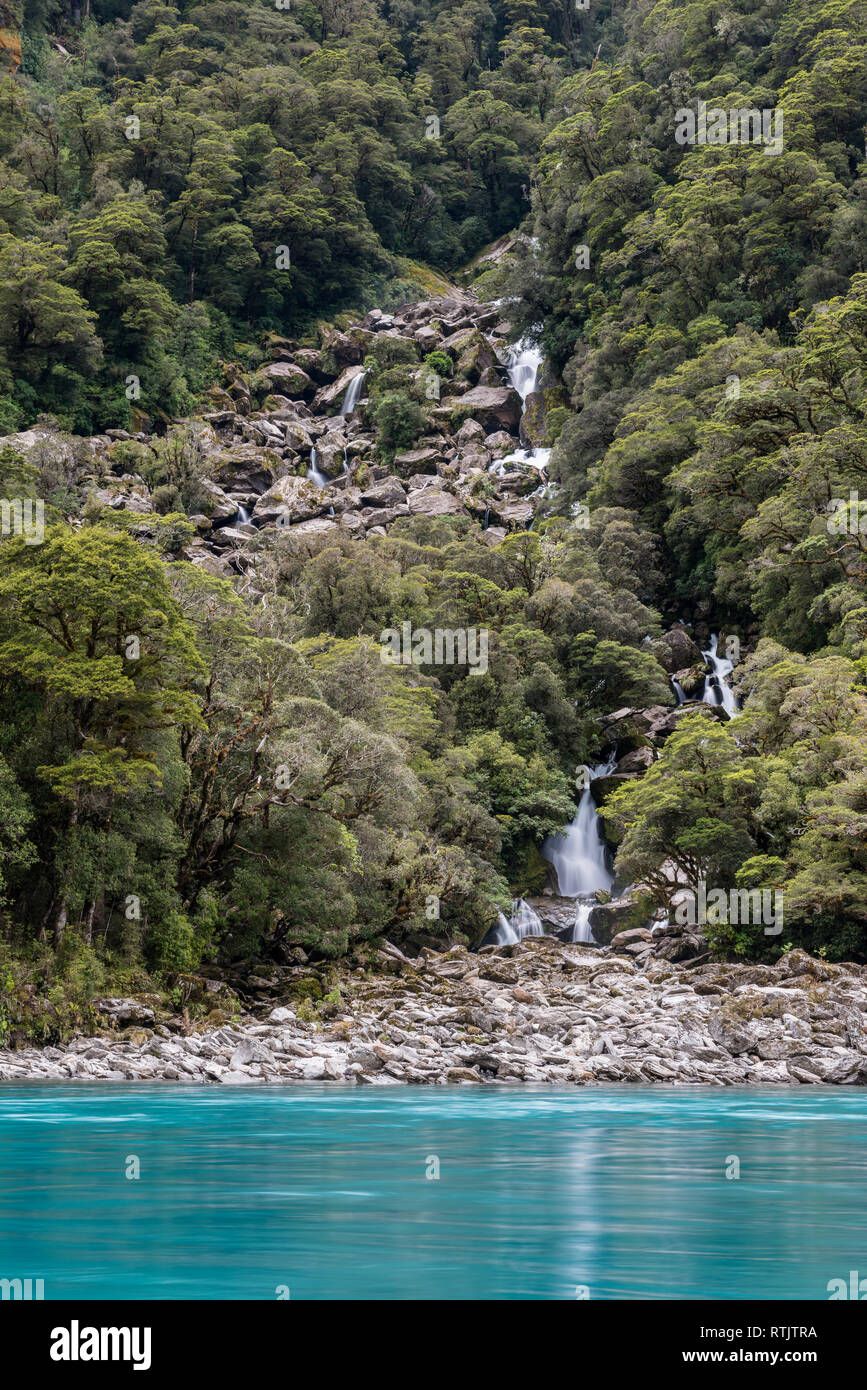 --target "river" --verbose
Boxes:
[1,1084,865,1299]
